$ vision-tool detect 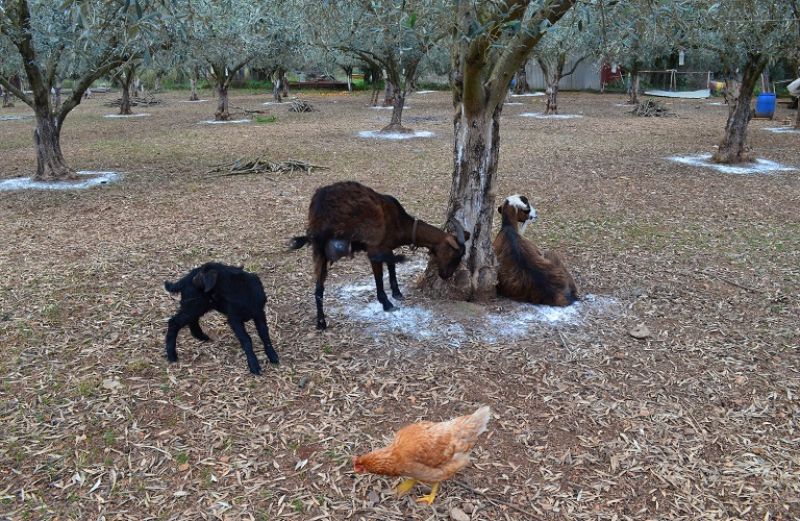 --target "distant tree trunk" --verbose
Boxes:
[382,91,408,133]
[794,66,800,129]
[33,110,73,180]
[2,74,21,107]
[512,64,529,94]
[216,84,230,120]
[383,79,395,107]
[120,81,133,115]
[628,63,640,105]
[189,77,199,101]
[538,56,564,115]
[713,53,768,164]
[154,73,163,93]
[52,79,62,109]
[273,67,285,102]
[118,64,137,115]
